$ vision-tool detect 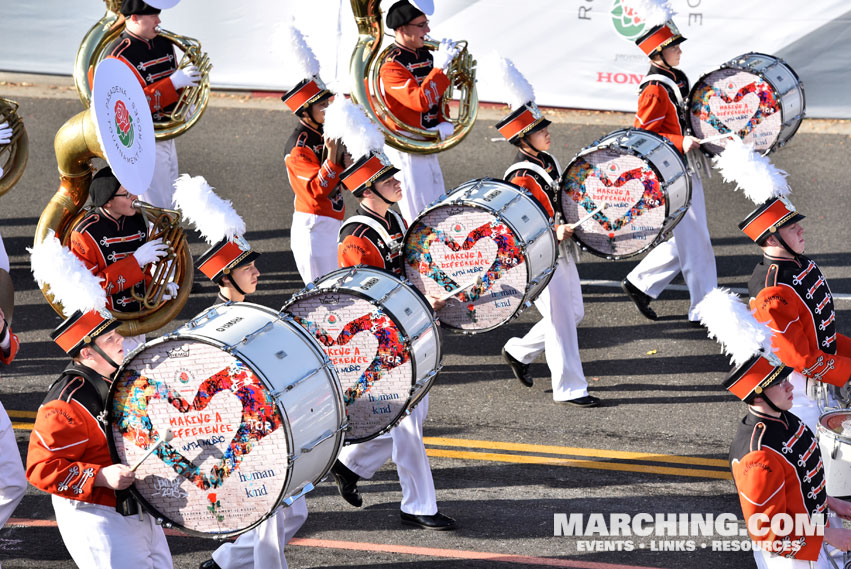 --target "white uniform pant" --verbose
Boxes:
[0,403,26,529]
[338,394,437,516]
[0,233,8,273]
[212,497,308,569]
[626,172,716,321]
[384,146,445,225]
[503,256,588,401]
[52,495,172,569]
[141,139,179,209]
[789,371,822,434]
[290,212,341,285]
[753,547,831,569]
